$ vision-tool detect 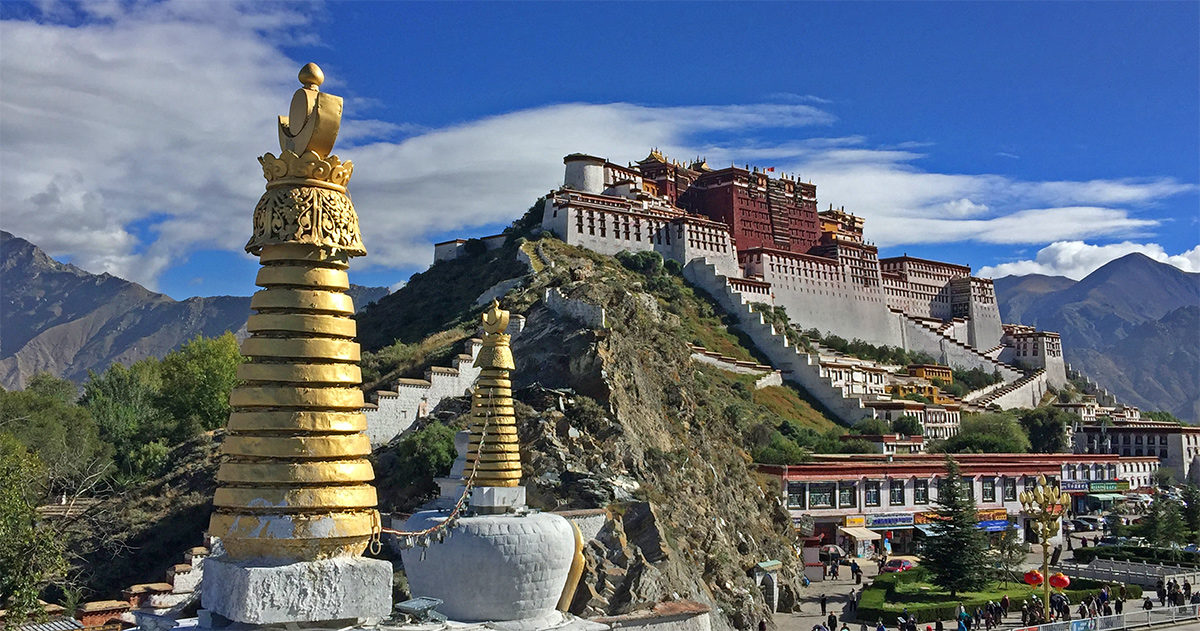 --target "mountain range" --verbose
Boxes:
[4,230,1197,422]
[0,231,388,390]
[993,253,1200,422]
